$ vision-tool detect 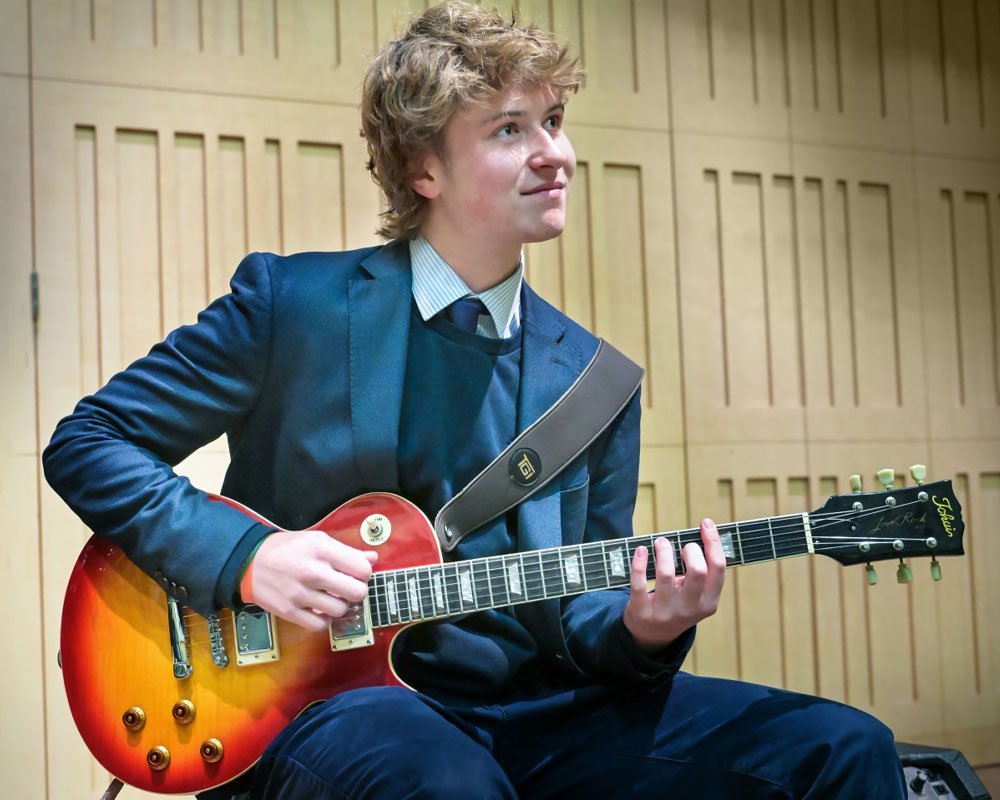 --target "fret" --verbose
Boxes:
[734,521,745,565]
[417,567,434,620]
[606,541,629,585]
[562,547,583,590]
[504,554,524,602]
[432,568,448,615]
[521,552,544,601]
[406,570,422,621]
[673,532,684,574]
[487,556,509,608]
[772,514,810,560]
[472,559,493,609]
[535,551,547,598]
[457,564,476,610]
[385,574,400,623]
[396,569,412,622]
[582,543,605,590]
[768,518,777,561]
[444,563,462,614]
[717,524,738,566]
[540,549,563,600]
[368,578,383,628]
[600,541,611,587]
